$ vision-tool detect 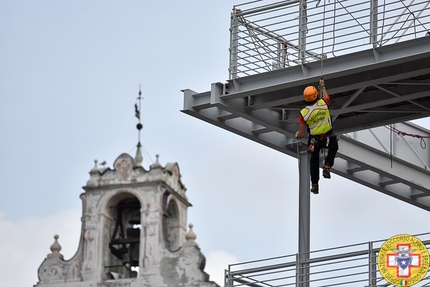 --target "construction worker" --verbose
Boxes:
[295,79,338,194]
